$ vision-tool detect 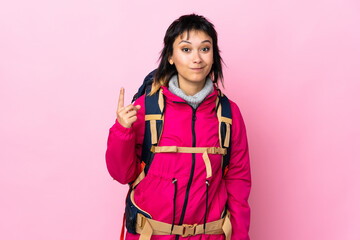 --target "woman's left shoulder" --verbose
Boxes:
[226,97,243,120]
